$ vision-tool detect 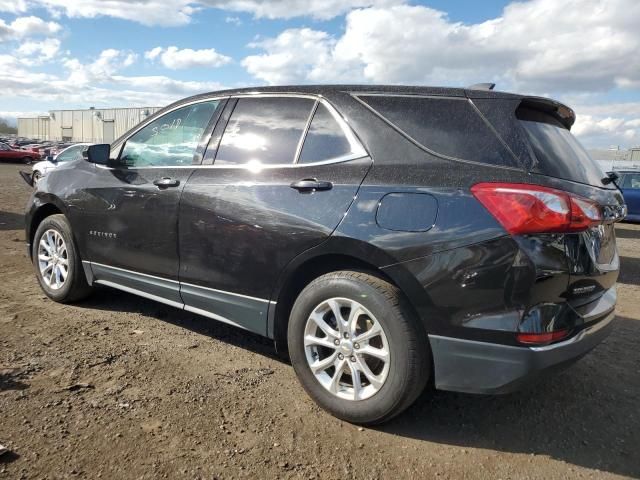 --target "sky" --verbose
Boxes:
[0,0,639,149]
